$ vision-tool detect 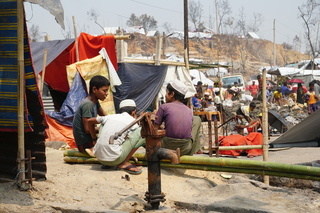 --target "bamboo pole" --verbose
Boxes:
[133,154,320,178]
[133,160,320,181]
[40,49,48,97]
[114,35,130,40]
[262,68,269,185]
[155,33,162,65]
[72,16,79,62]
[17,0,25,189]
